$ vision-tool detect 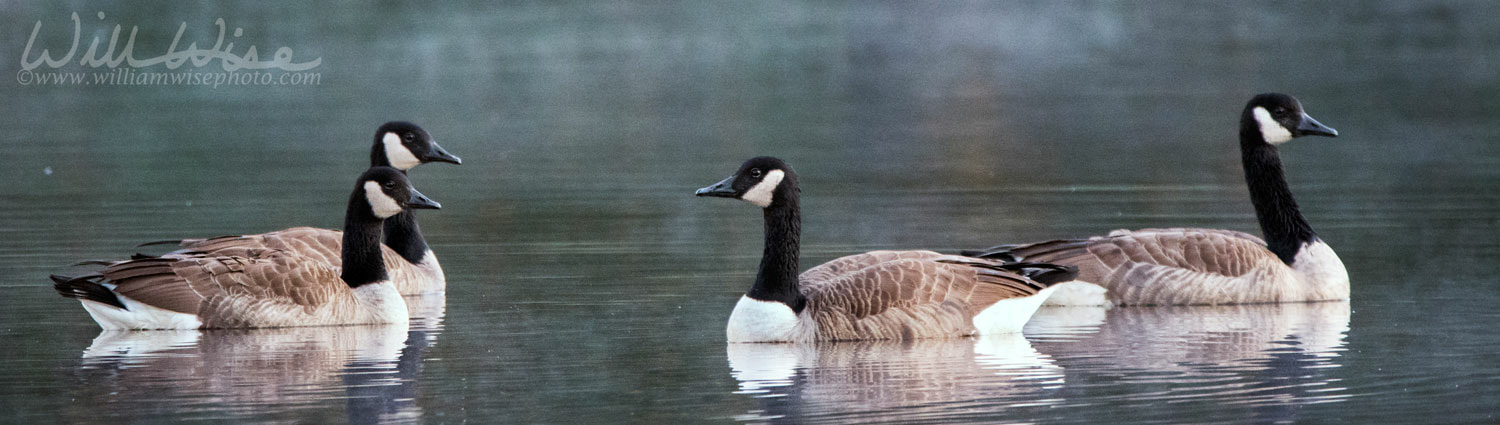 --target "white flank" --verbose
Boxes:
[79,293,202,330]
[971,287,1056,335]
[726,295,800,343]
[1040,281,1111,306]
[364,181,404,218]
[382,132,422,170]
[1253,107,1294,144]
[740,169,784,208]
